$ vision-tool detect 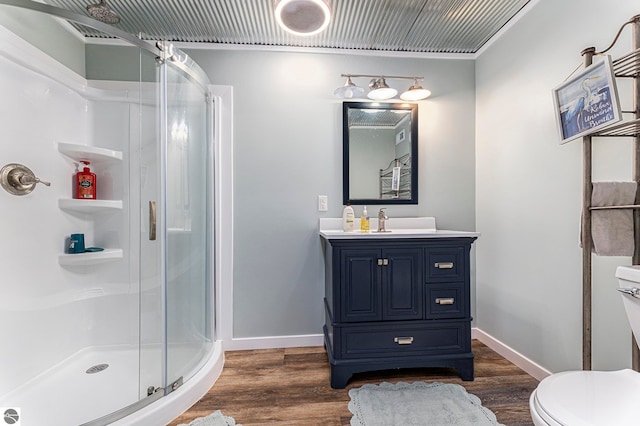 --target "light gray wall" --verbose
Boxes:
[396,117,411,158]
[186,49,476,338]
[85,45,159,82]
[0,5,85,76]
[476,0,639,373]
[86,45,140,81]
